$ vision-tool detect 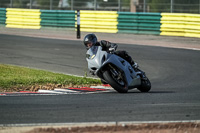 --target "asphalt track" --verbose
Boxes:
[0,34,200,124]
